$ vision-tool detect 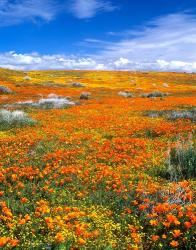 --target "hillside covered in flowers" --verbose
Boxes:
[0,69,195,249]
